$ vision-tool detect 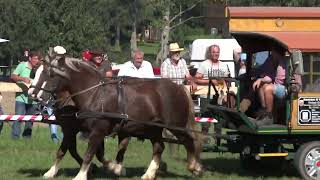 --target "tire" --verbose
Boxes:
[240,153,260,170]
[294,141,320,180]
